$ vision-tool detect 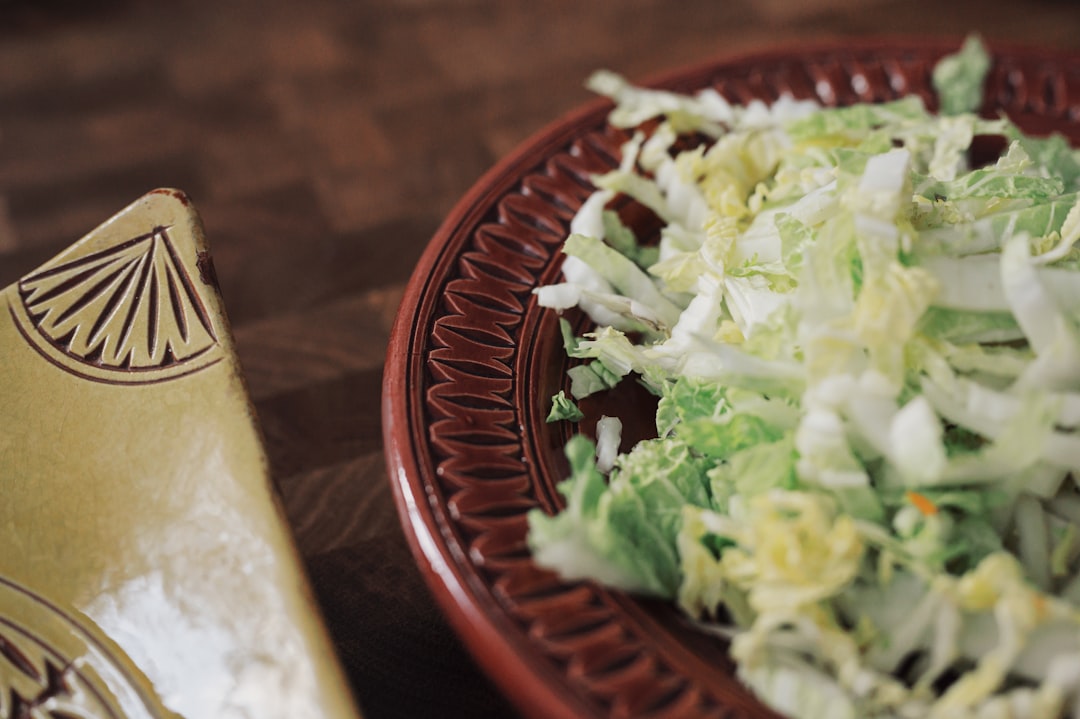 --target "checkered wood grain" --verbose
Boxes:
[1,2,1078,718]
